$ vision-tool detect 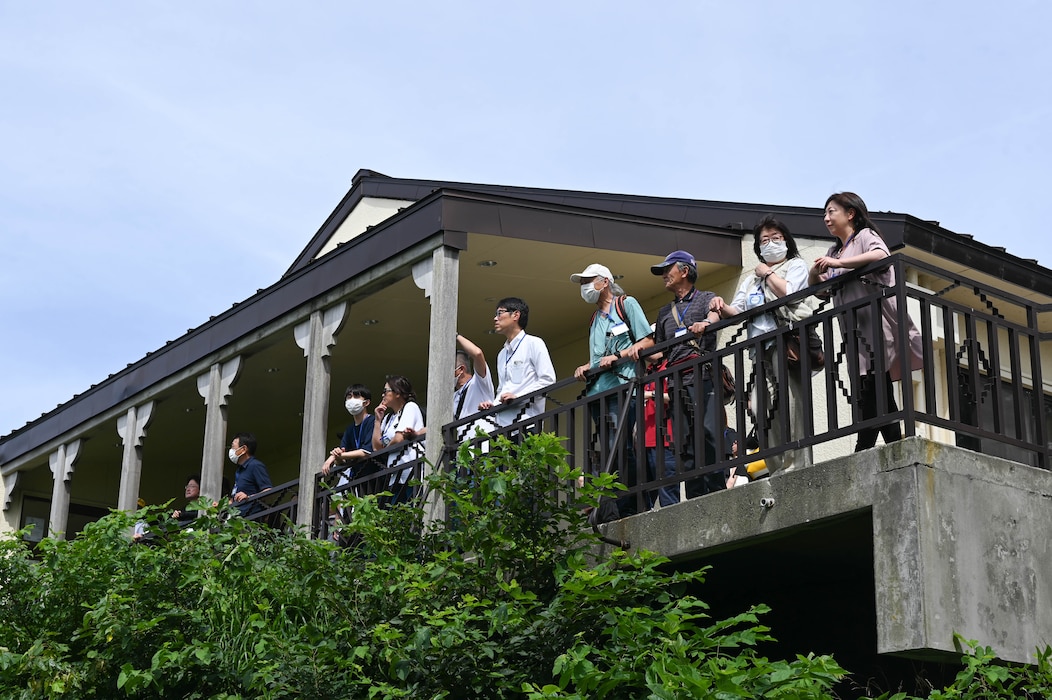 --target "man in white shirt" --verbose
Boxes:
[453,332,495,442]
[479,297,556,428]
